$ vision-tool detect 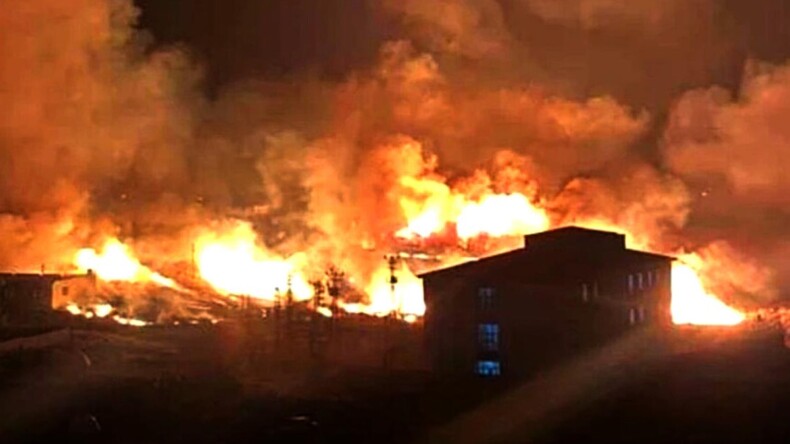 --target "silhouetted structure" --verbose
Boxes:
[420,226,673,378]
[0,272,93,325]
